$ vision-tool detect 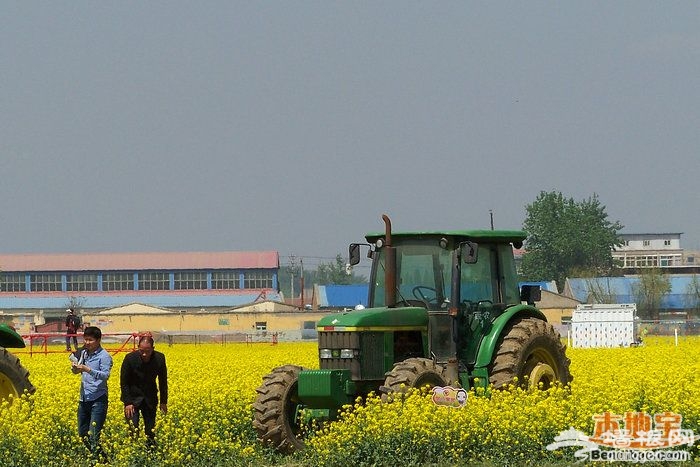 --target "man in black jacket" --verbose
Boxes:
[65,308,81,351]
[120,334,168,445]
